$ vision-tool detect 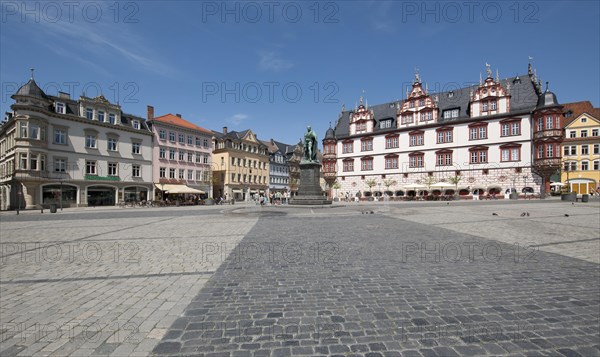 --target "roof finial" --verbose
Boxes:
[528,56,534,76]
[496,69,499,82]
[414,67,420,84]
[485,63,492,78]
[425,82,428,95]
[341,103,345,112]
[545,81,549,92]
[29,68,35,80]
